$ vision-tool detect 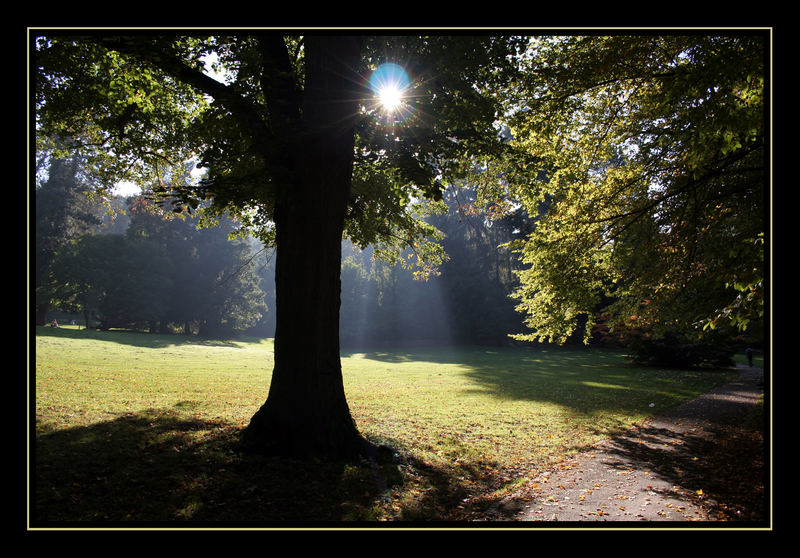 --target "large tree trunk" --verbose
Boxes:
[241,37,369,459]
[36,304,49,327]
